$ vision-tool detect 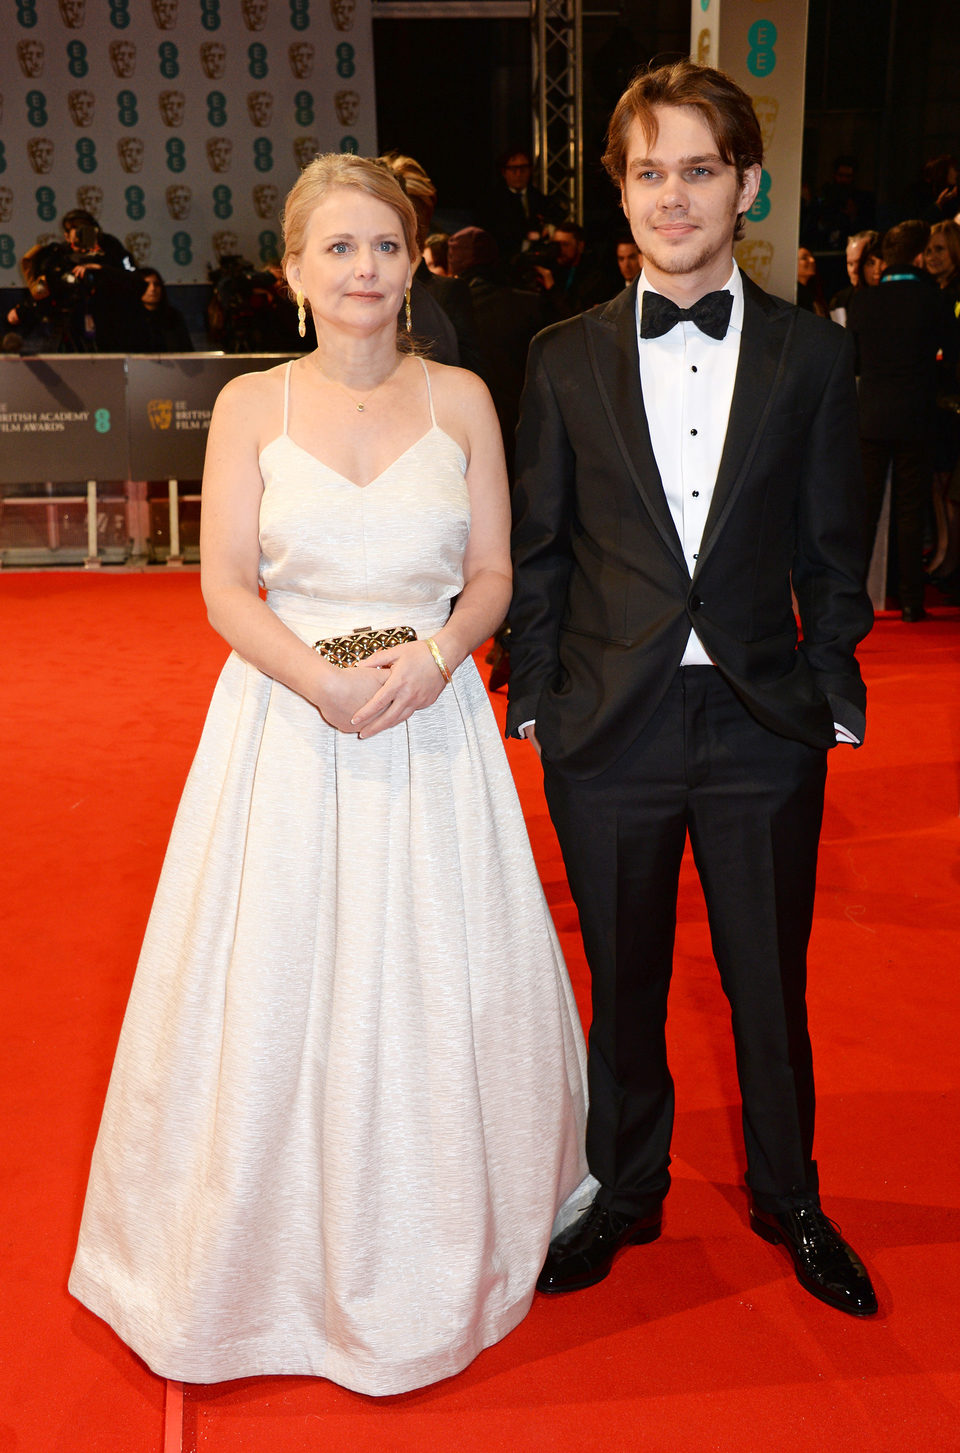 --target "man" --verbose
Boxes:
[615,233,642,285]
[483,147,561,263]
[847,219,957,621]
[508,60,878,1316]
